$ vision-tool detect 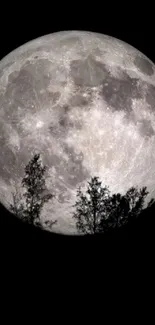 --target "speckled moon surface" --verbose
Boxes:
[0,31,155,234]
